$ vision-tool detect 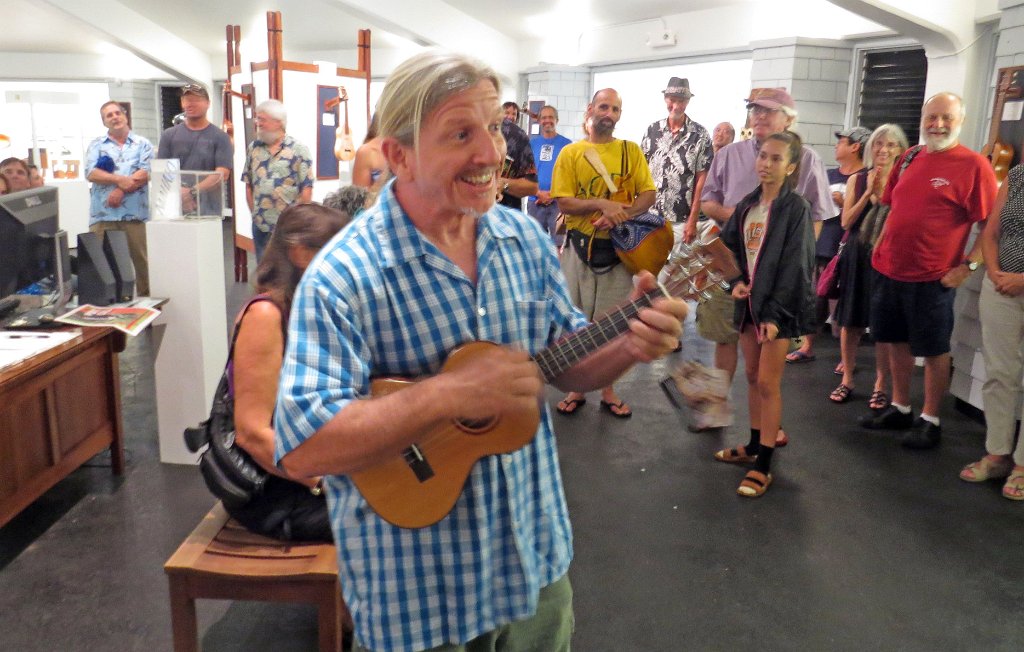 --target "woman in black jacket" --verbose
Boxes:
[714,131,816,497]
